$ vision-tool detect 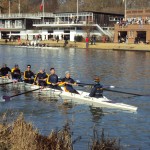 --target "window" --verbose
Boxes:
[15,20,23,28]
[5,20,11,28]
